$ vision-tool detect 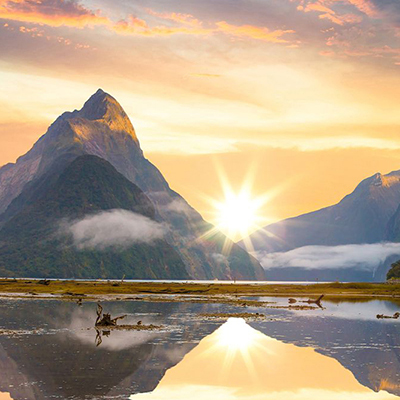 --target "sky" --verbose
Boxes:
[1,0,400,235]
